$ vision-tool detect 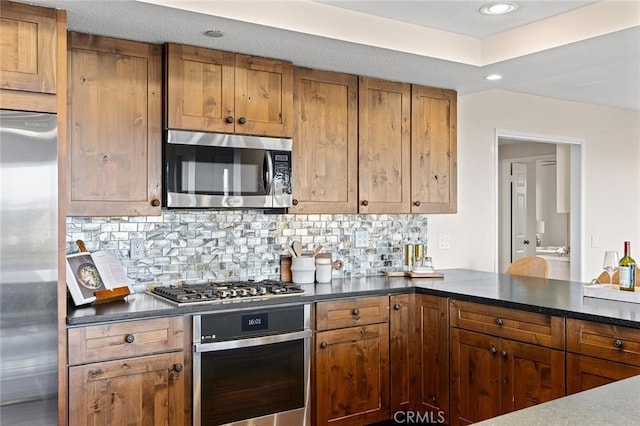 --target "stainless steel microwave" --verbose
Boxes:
[164,130,292,209]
